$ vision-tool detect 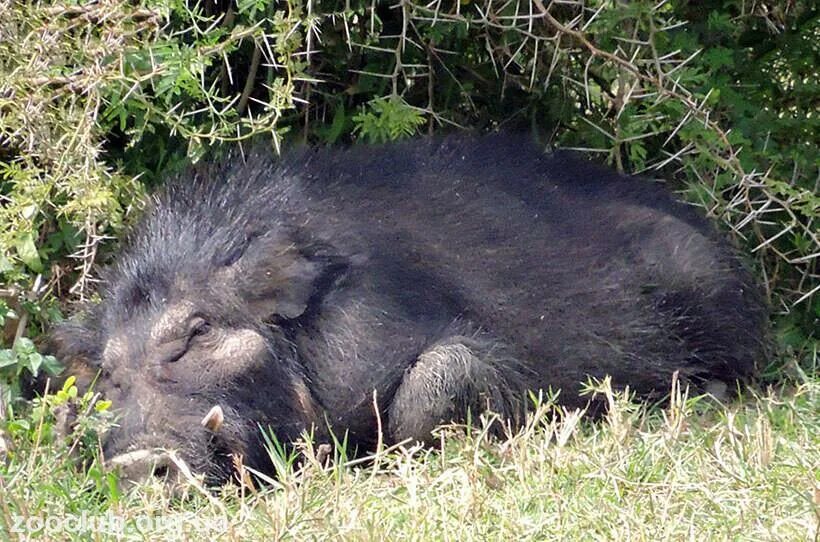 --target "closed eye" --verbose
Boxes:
[157,337,189,364]
[157,317,212,364]
[191,319,212,337]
